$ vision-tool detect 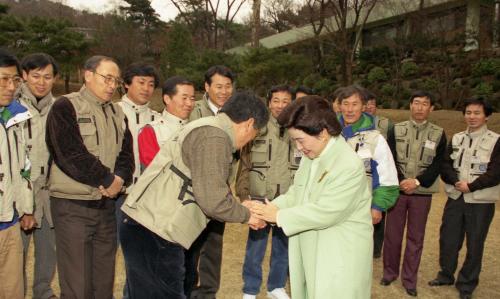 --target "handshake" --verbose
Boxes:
[242,197,279,230]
